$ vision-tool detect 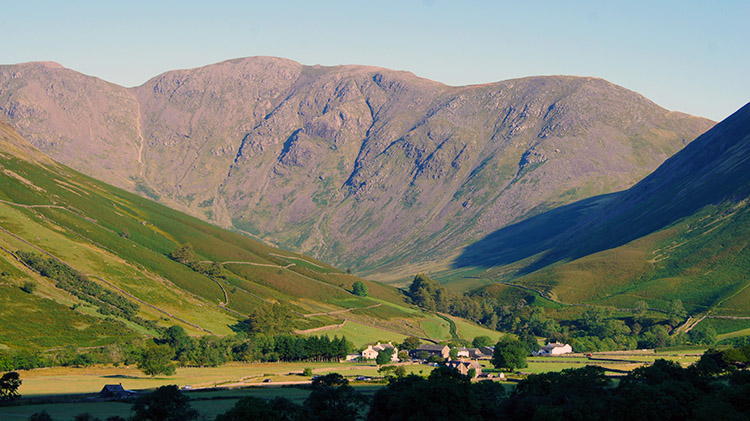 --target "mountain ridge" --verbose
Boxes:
[0,57,715,278]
